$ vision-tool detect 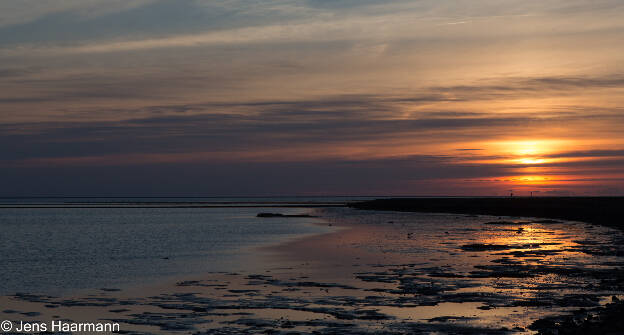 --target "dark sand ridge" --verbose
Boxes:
[349,197,624,334]
[349,197,624,230]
